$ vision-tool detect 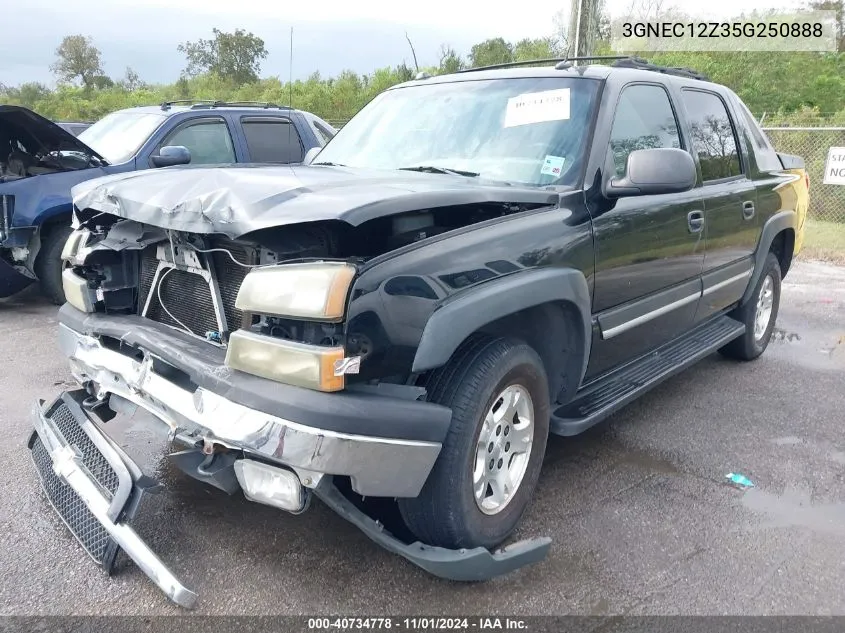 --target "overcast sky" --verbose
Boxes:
[0,0,804,87]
